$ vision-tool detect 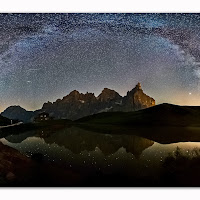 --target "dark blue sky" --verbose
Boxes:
[0,13,200,111]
